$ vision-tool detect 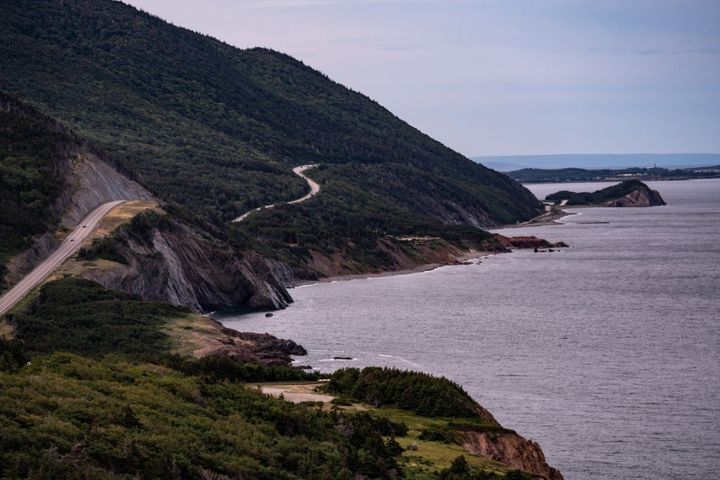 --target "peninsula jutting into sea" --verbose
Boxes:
[1,1,718,479]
